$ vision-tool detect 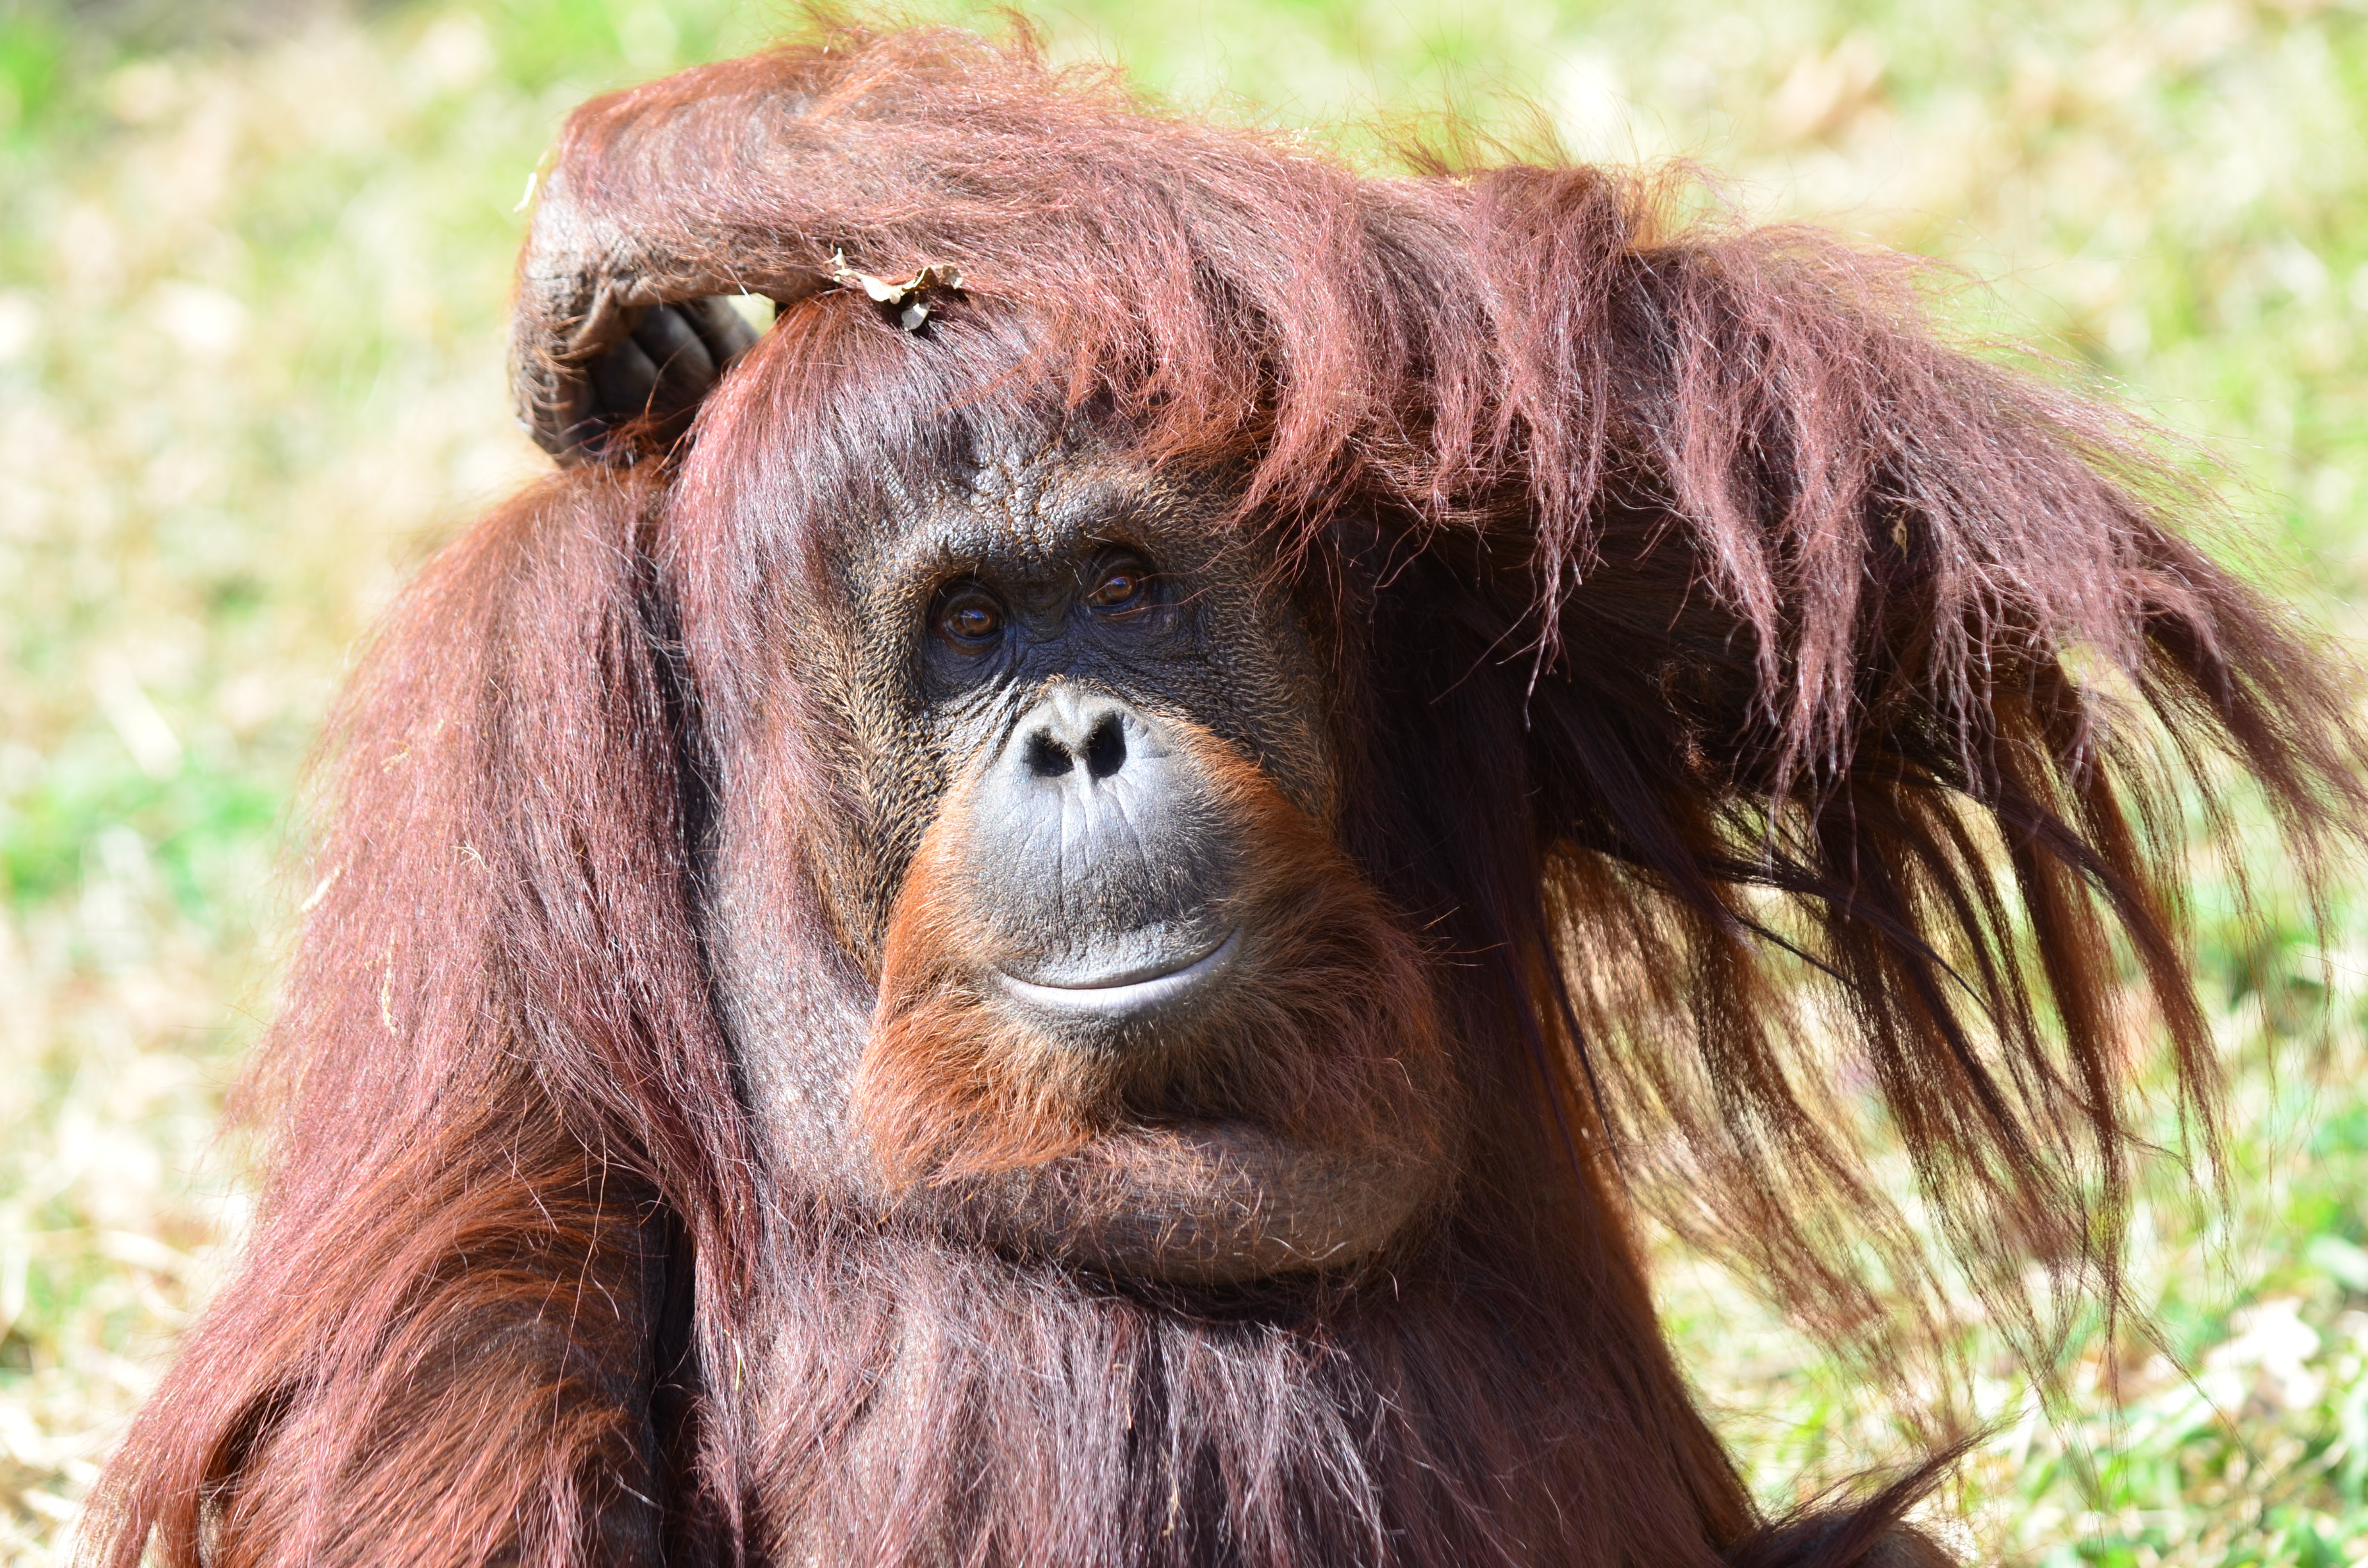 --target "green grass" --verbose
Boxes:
[3,0,2367,1562]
